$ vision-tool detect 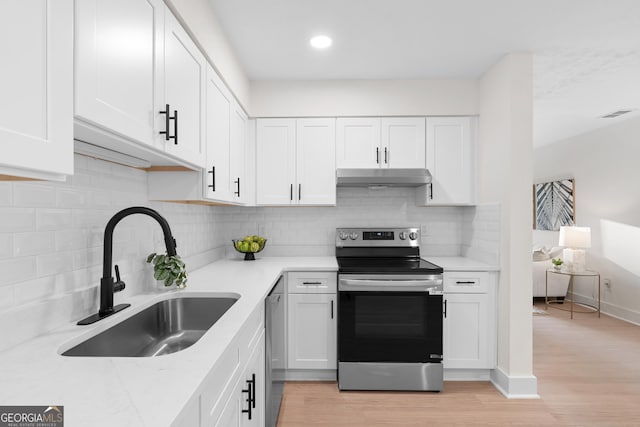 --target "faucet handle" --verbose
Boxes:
[114,264,126,293]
